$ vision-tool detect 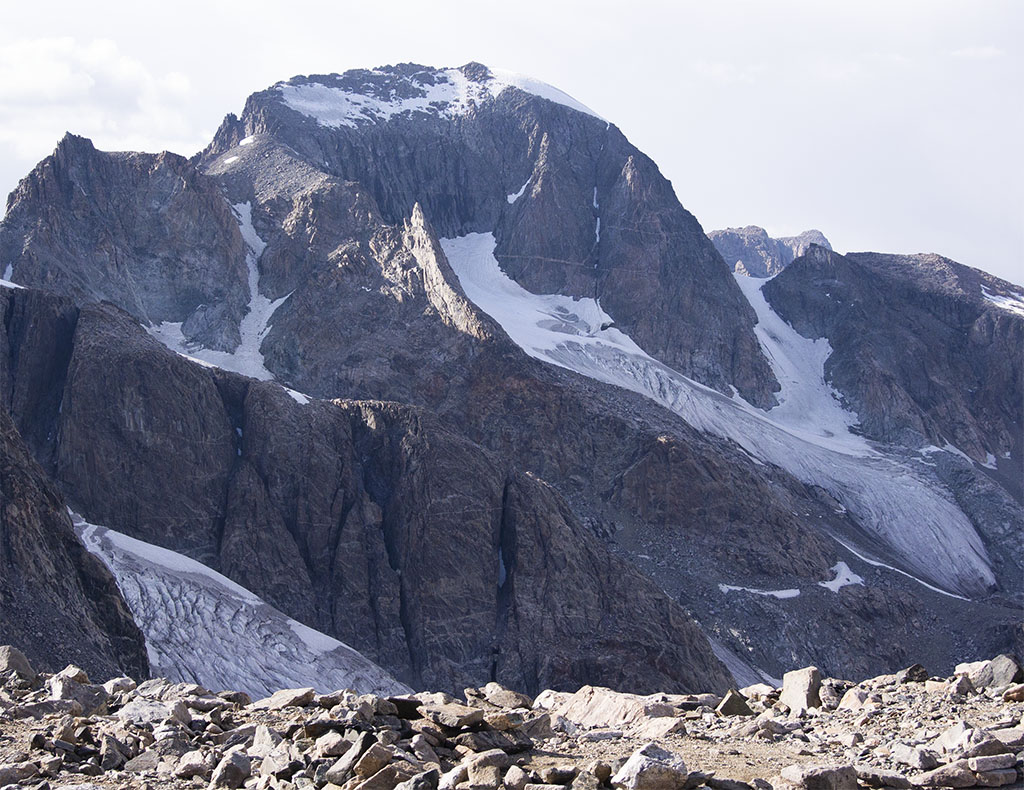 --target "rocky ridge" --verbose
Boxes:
[2,645,1024,790]
[708,227,832,278]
